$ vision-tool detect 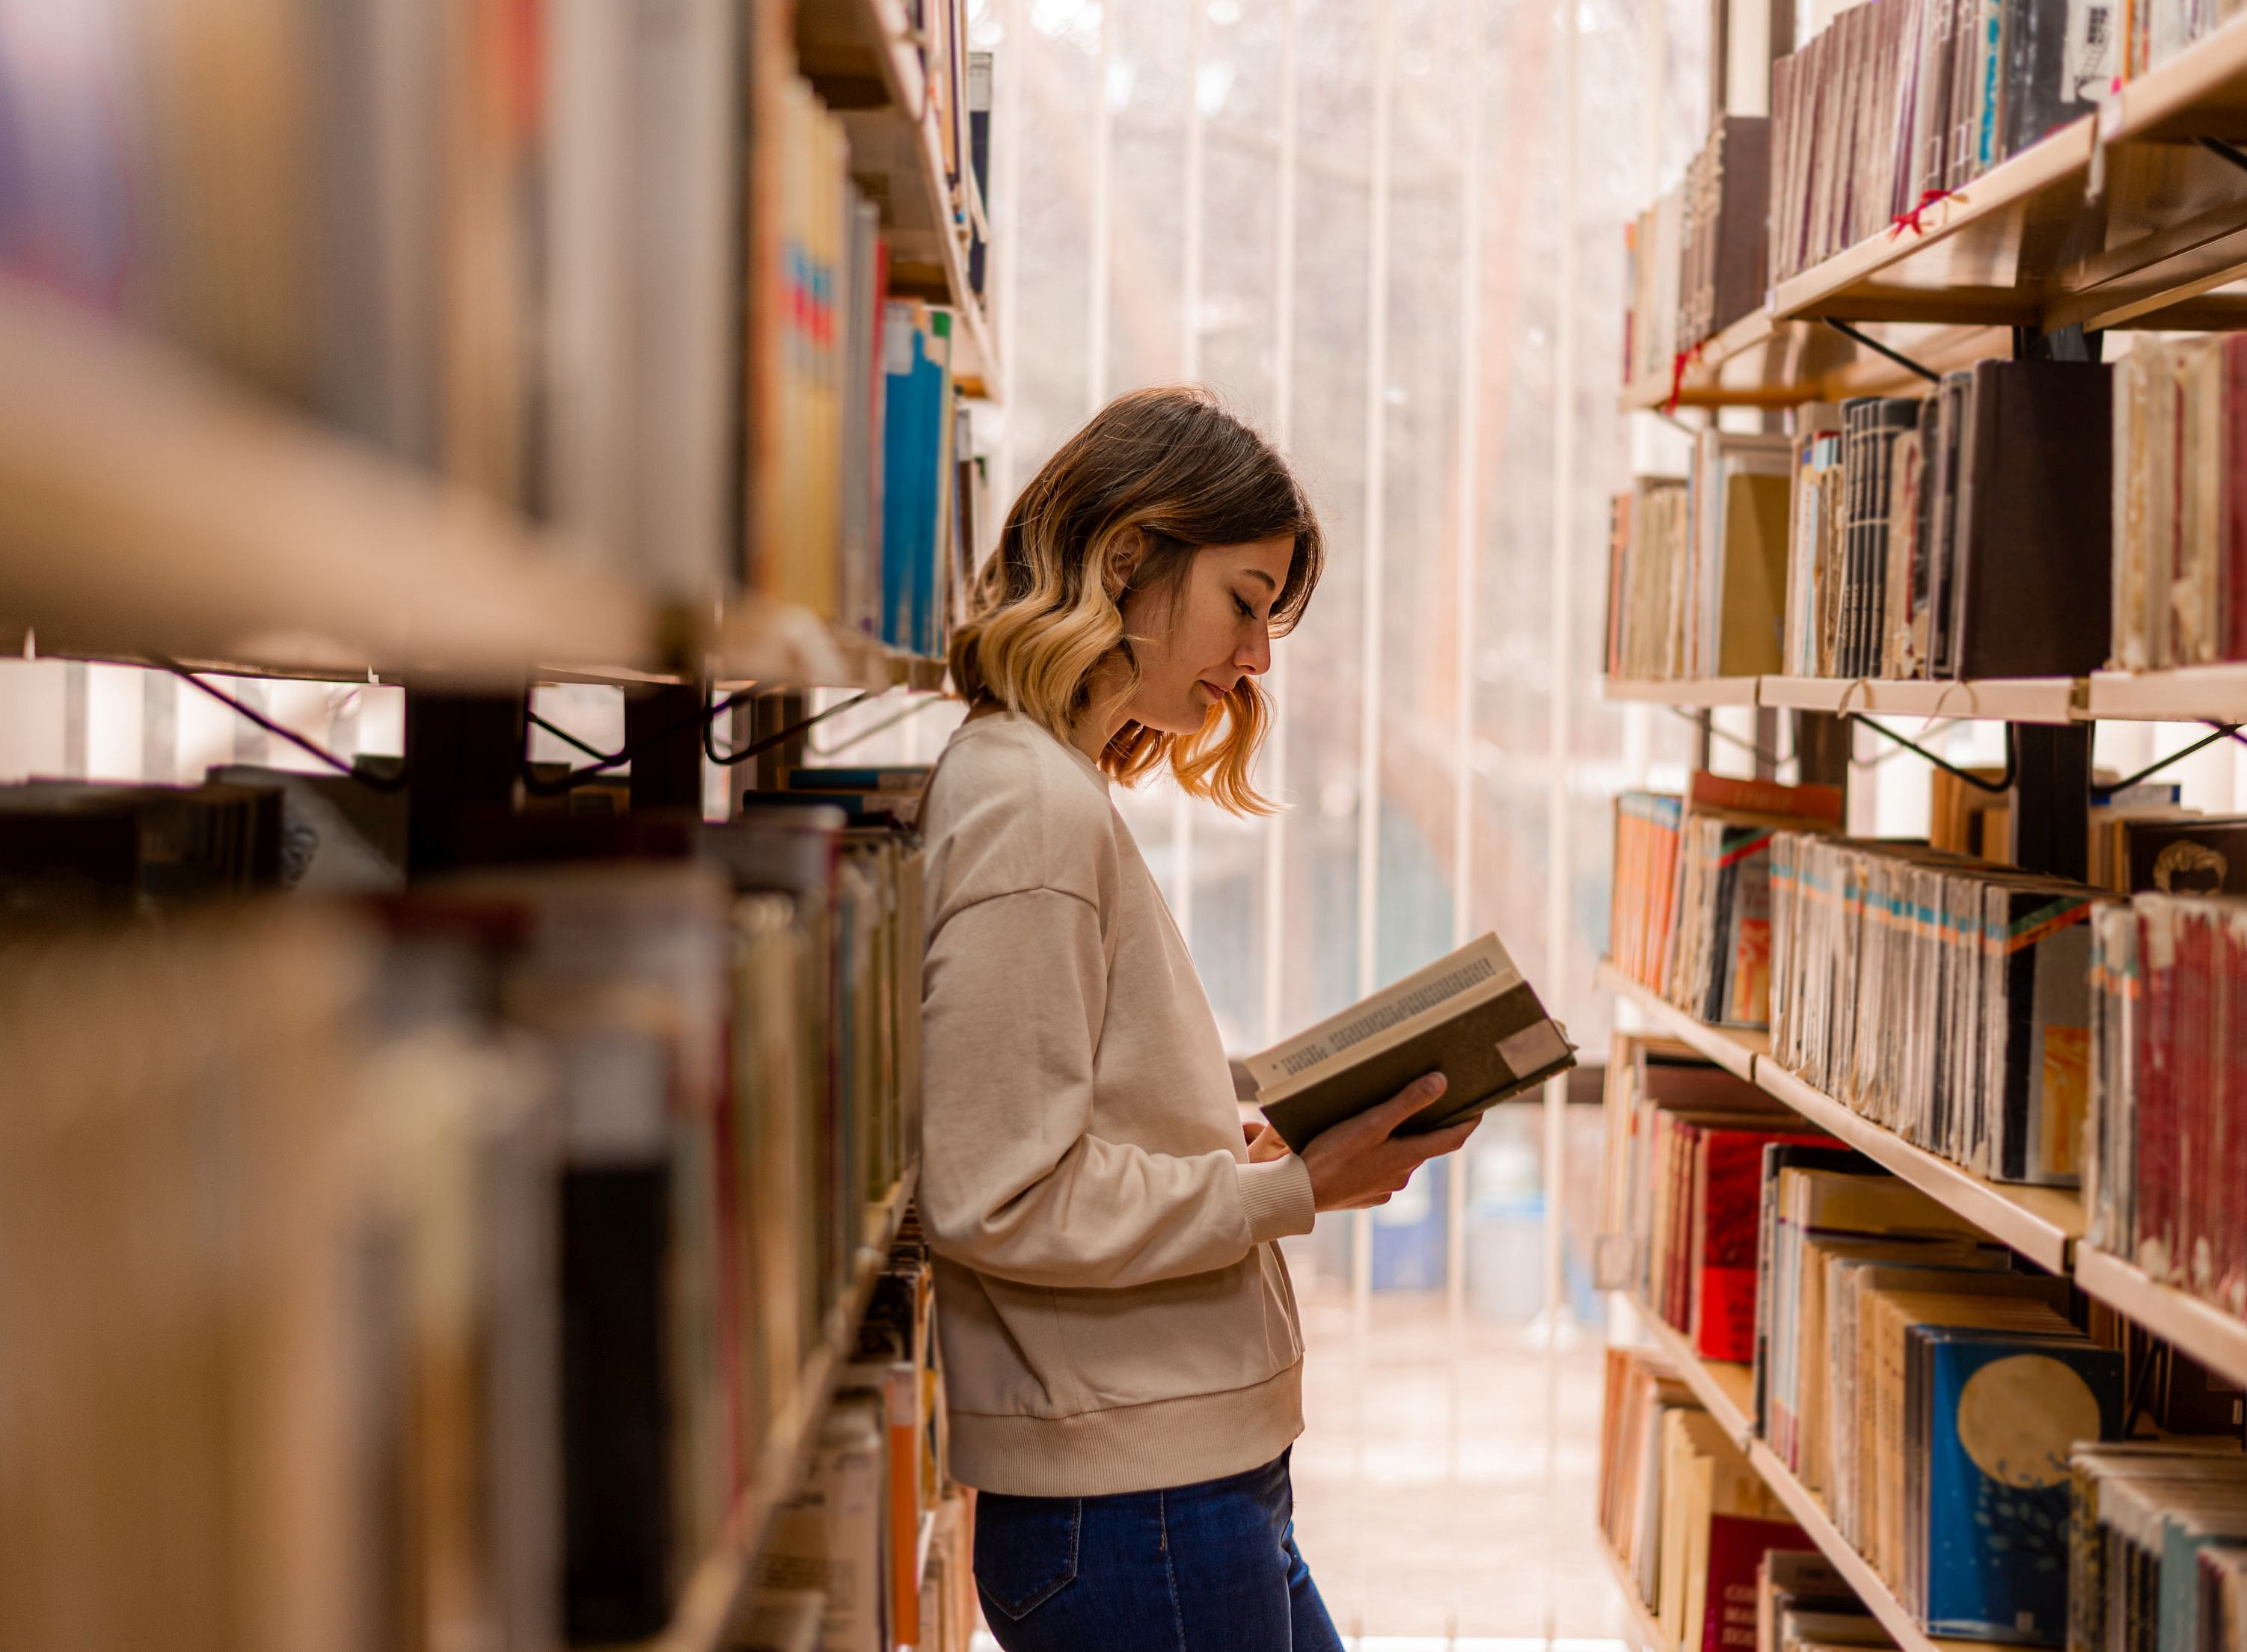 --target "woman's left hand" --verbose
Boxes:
[1242,1120,1291,1163]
